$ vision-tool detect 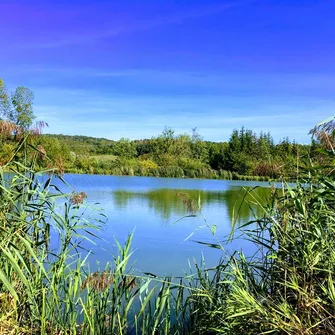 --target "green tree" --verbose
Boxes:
[152,126,175,156]
[0,78,35,131]
[173,134,192,158]
[151,127,193,165]
[225,129,241,170]
[36,136,72,166]
[112,137,137,159]
[208,142,228,170]
[191,127,209,163]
